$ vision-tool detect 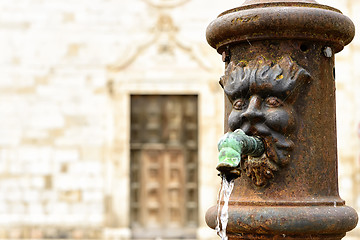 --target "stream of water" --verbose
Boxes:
[215,175,235,240]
